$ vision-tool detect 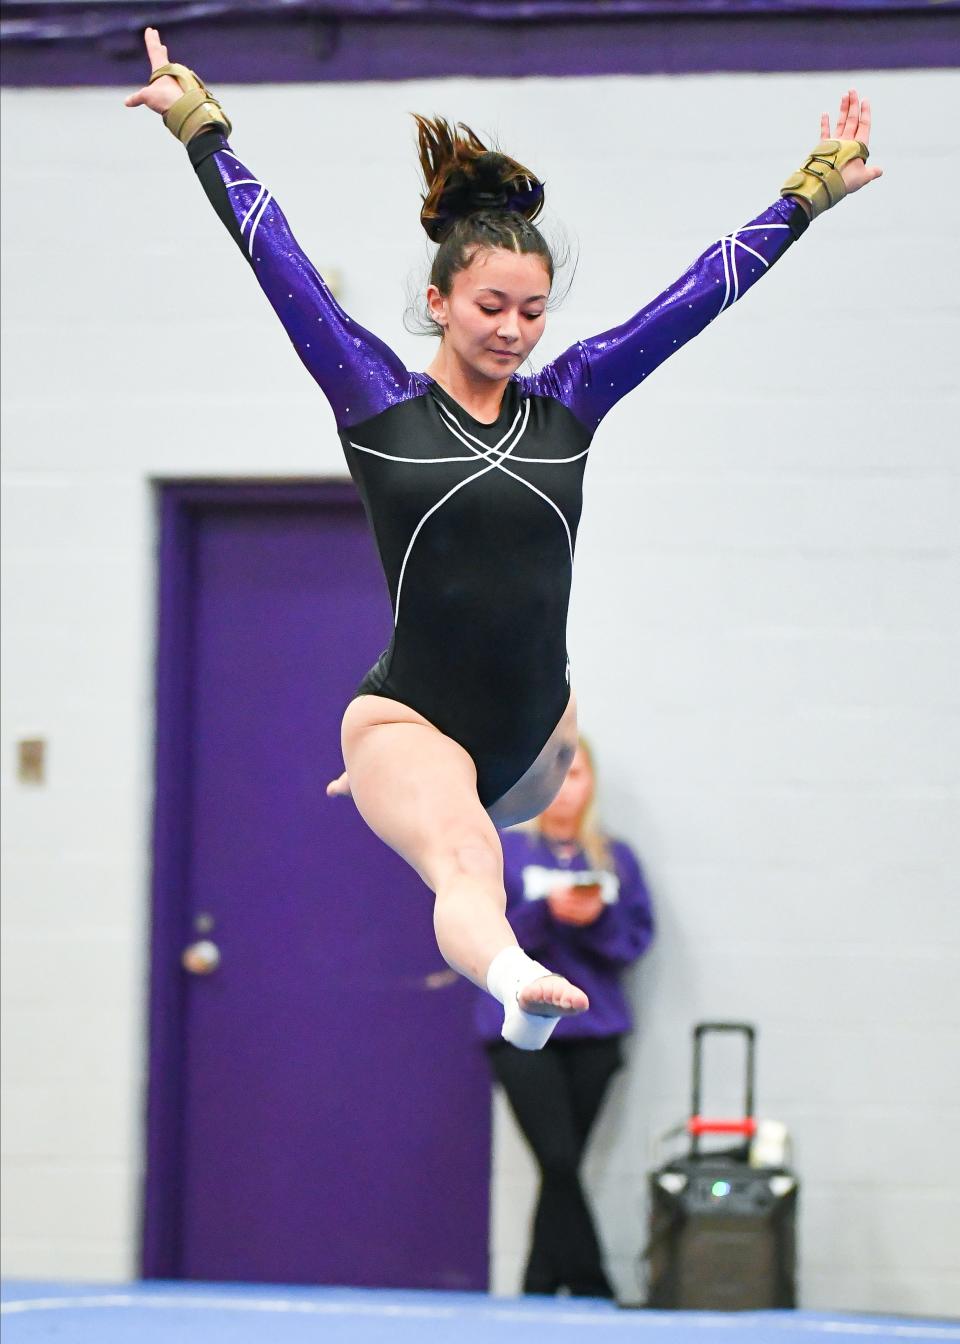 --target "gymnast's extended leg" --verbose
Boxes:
[339,695,588,1048]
